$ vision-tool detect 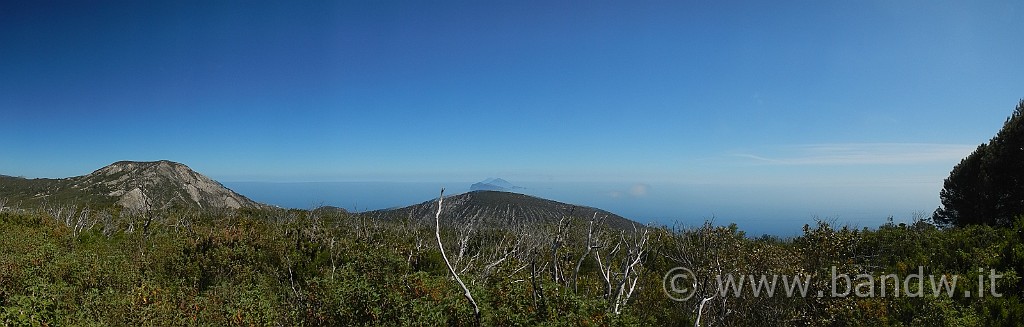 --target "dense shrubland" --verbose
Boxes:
[1,200,1023,326]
